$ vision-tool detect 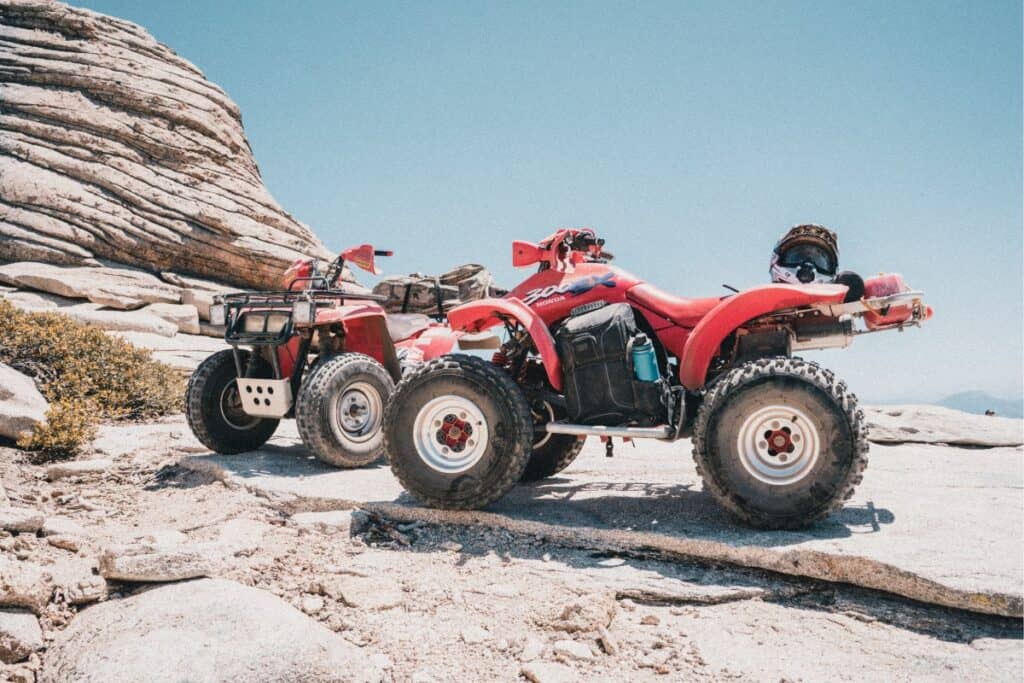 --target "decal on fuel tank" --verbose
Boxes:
[522,272,616,305]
